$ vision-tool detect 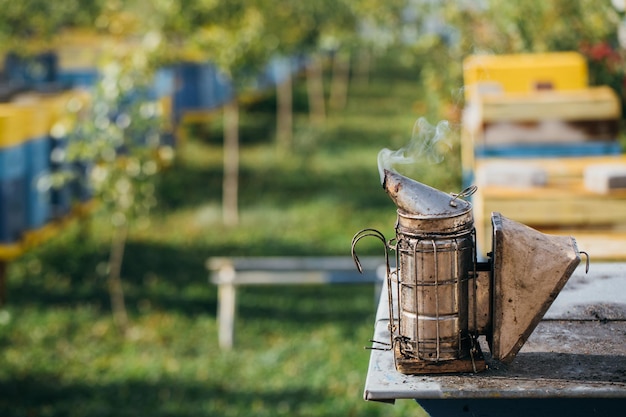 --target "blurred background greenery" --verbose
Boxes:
[0,1,624,416]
